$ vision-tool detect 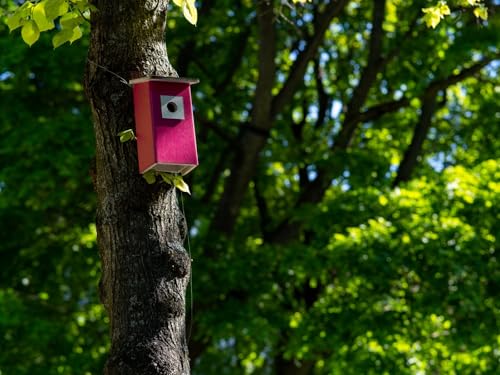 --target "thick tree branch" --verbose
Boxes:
[270,56,497,246]
[253,177,271,240]
[334,0,386,149]
[268,0,389,244]
[358,97,410,123]
[271,0,350,118]
[201,145,232,204]
[313,58,331,129]
[213,27,252,93]
[392,92,438,187]
[393,56,497,186]
[211,0,277,235]
[211,1,351,236]
[426,56,496,94]
[196,117,235,143]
